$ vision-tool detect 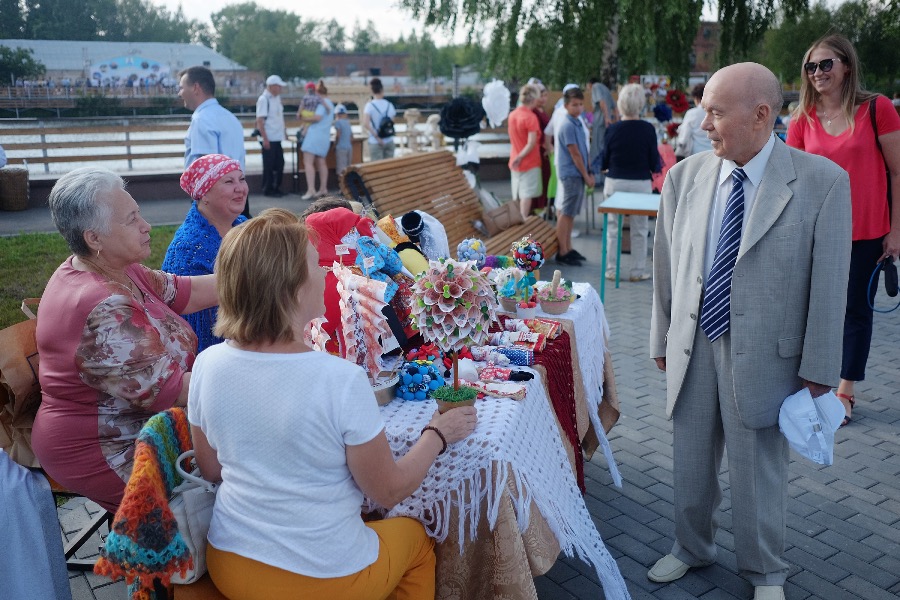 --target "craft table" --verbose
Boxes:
[370,284,628,600]
[597,191,661,301]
